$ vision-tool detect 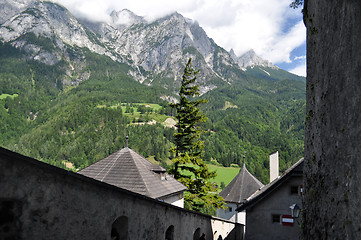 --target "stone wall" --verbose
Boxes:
[303,0,361,238]
[0,147,243,240]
